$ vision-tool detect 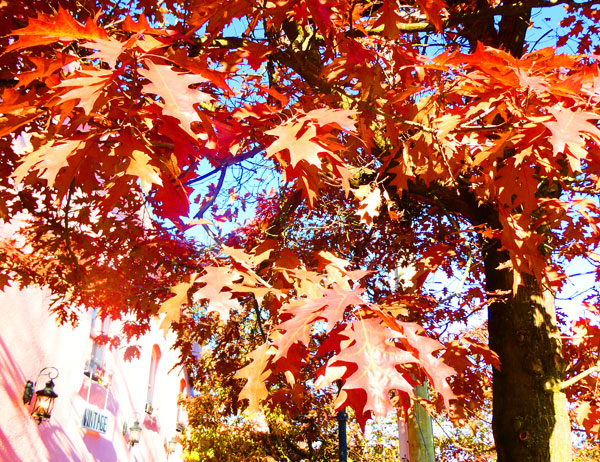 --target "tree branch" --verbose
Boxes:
[194,166,227,219]
[264,188,304,240]
[344,0,600,40]
[546,364,600,391]
[252,297,267,342]
[63,179,85,282]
